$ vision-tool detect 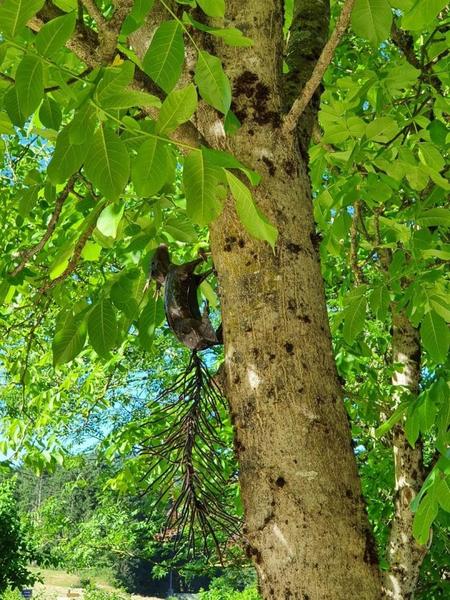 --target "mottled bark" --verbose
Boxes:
[382,311,427,600]
[201,1,382,597]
